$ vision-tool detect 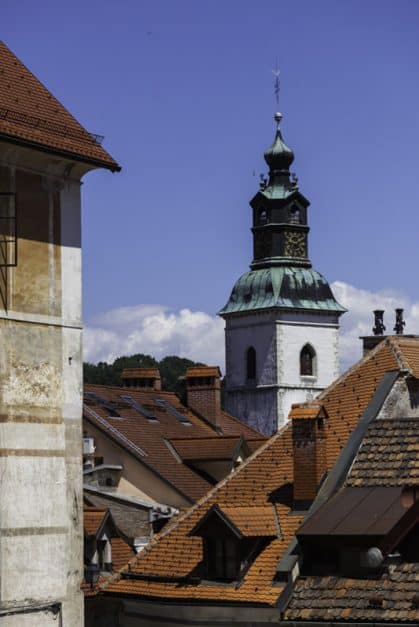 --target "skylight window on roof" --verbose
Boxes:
[154,399,192,425]
[120,394,159,422]
[85,391,122,419]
